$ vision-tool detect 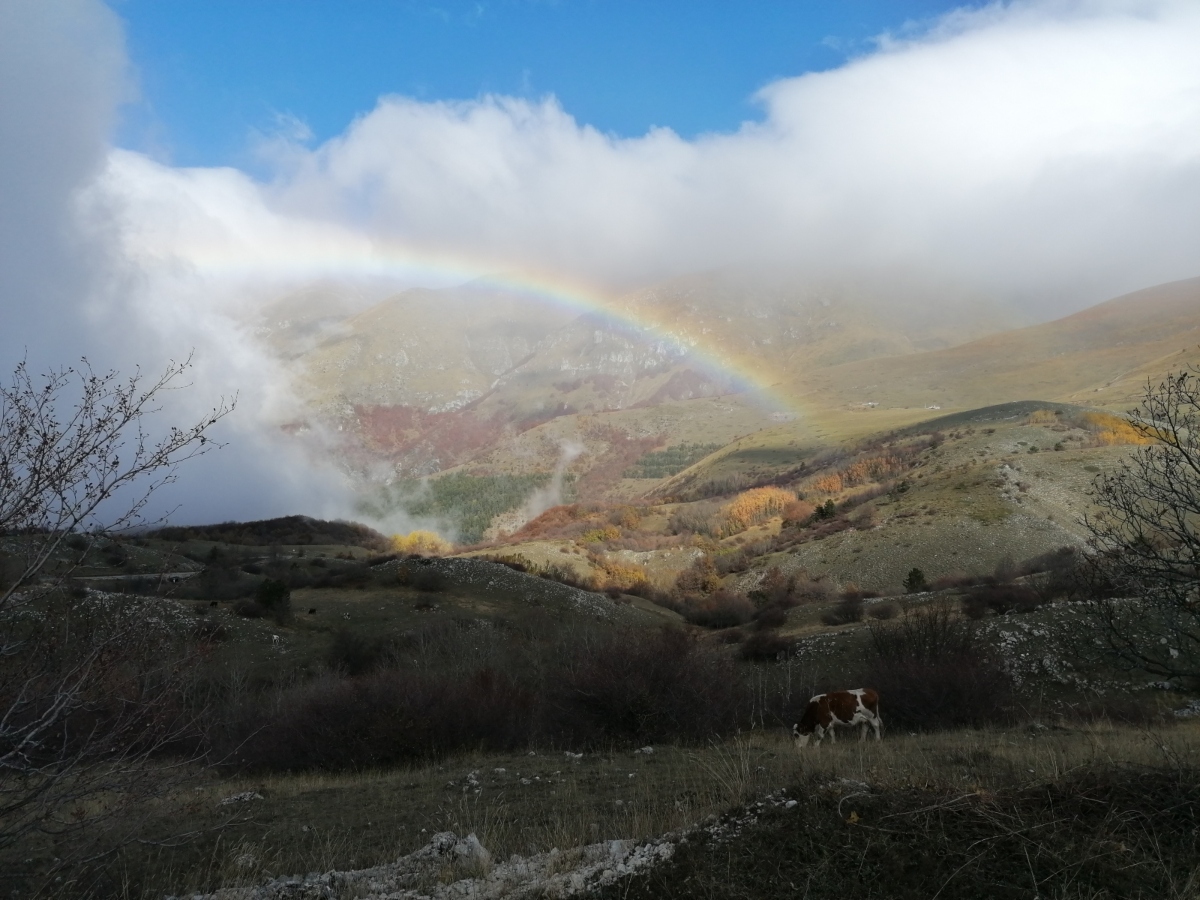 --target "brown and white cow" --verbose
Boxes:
[792,688,882,748]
